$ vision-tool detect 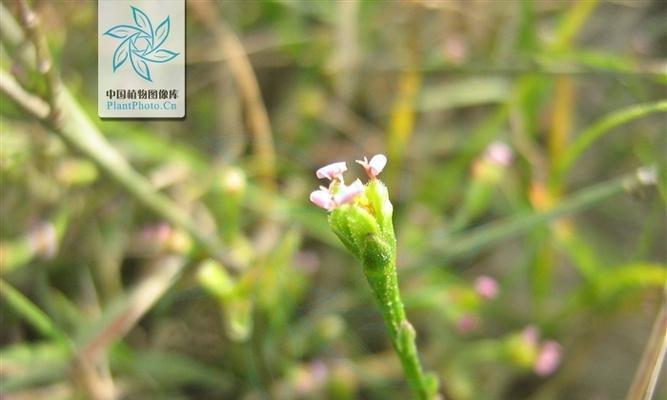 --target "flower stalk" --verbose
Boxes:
[311,155,439,399]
